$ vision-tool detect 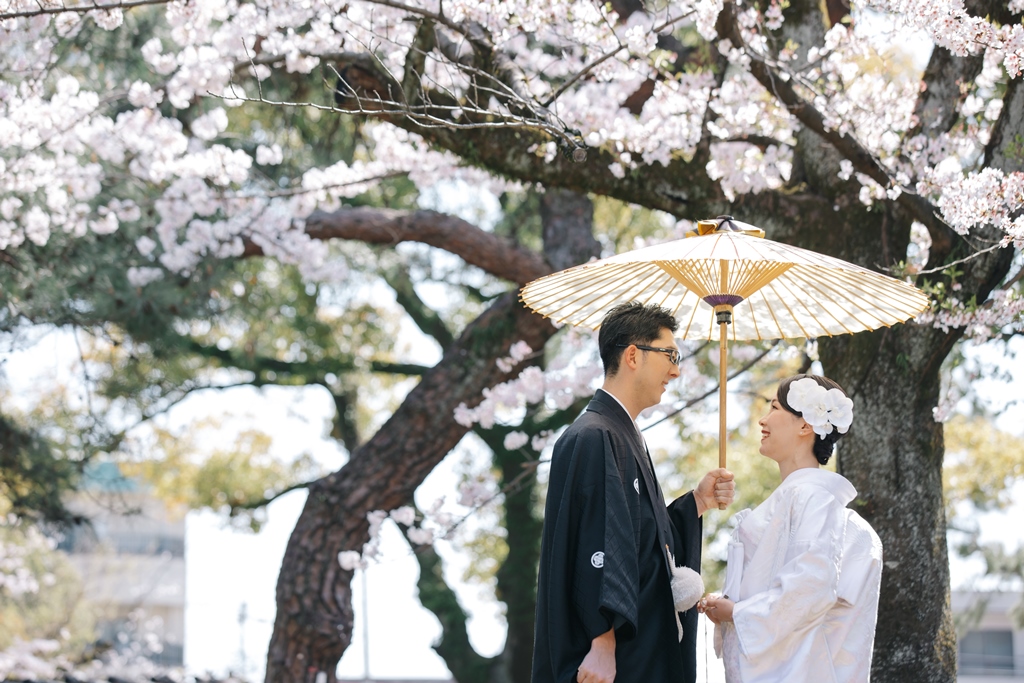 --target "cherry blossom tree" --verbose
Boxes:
[3,0,1024,681]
